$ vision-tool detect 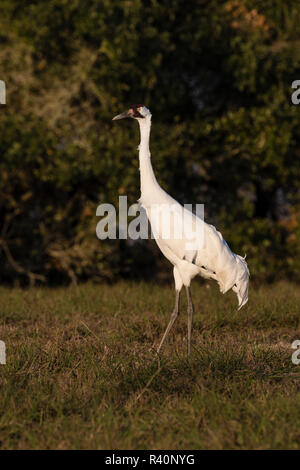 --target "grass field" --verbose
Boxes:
[0,280,300,449]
